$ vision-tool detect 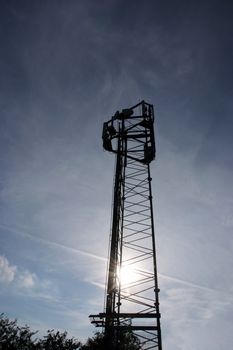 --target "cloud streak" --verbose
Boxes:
[159,272,232,299]
[0,2,232,348]
[0,223,107,262]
